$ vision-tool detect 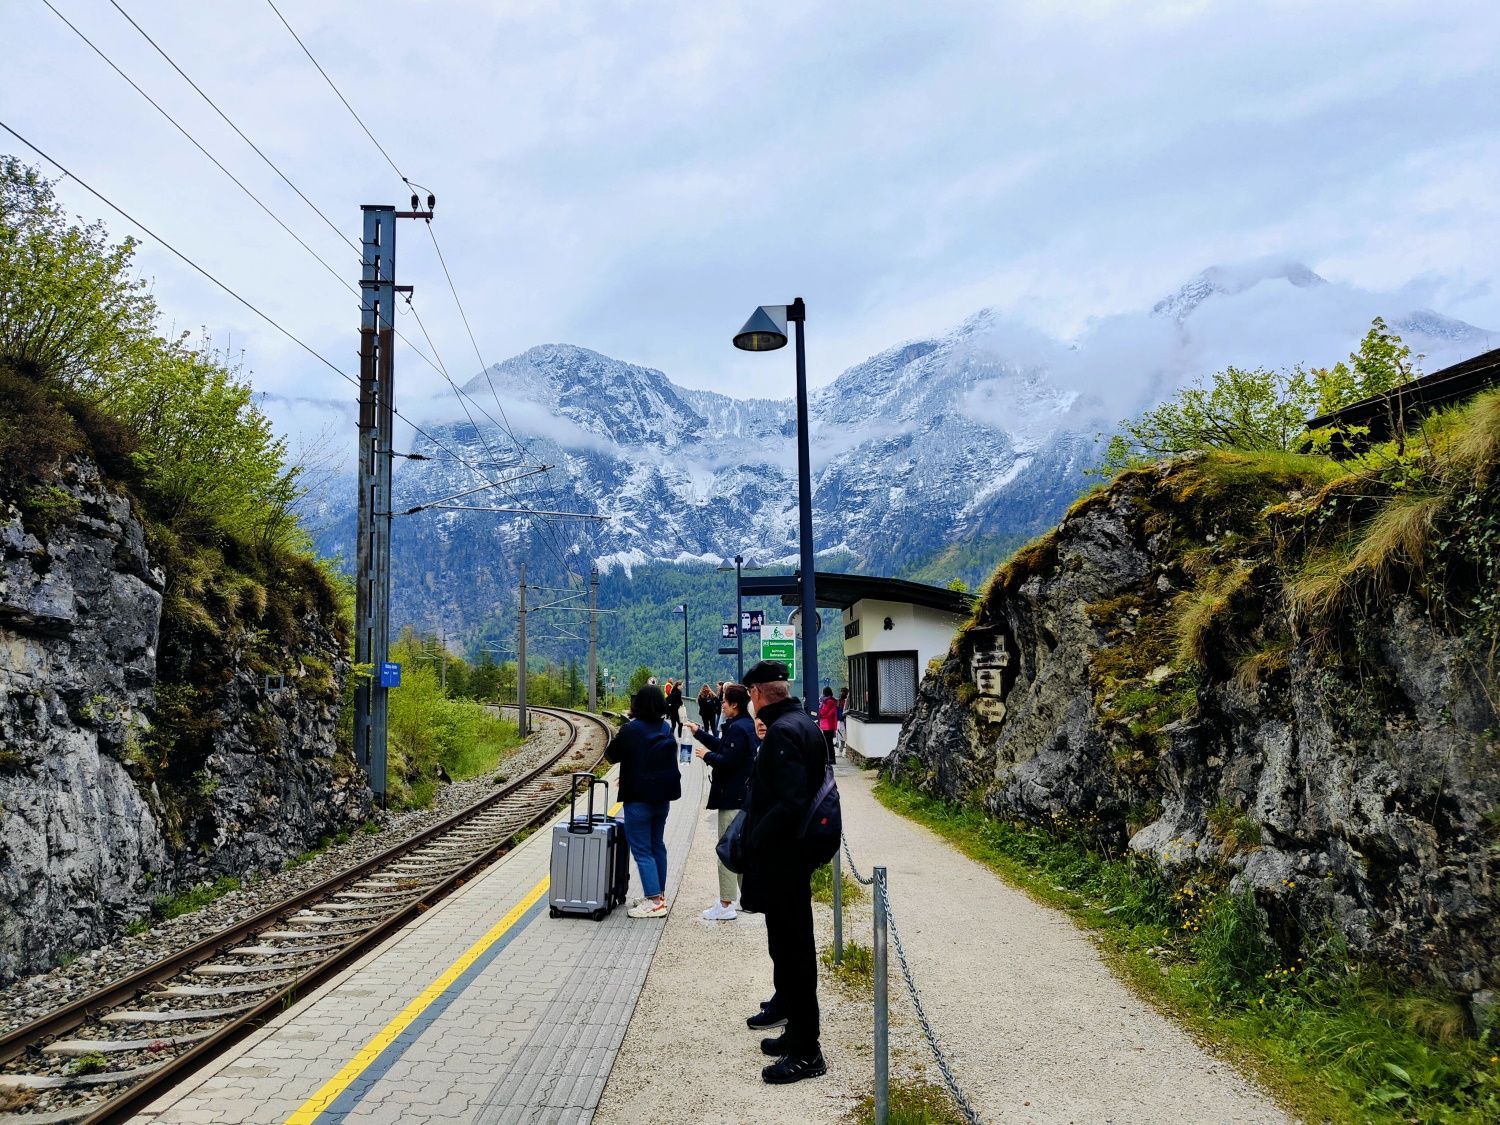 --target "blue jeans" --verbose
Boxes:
[622,801,670,899]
